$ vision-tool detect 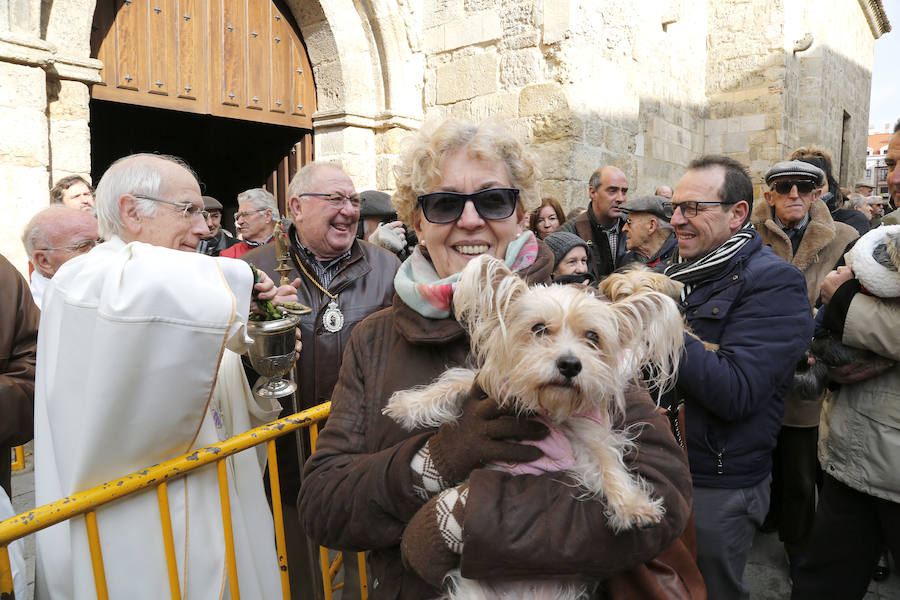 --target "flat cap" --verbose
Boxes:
[620,195,673,221]
[764,160,825,186]
[855,180,874,189]
[359,190,396,219]
[202,195,223,210]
